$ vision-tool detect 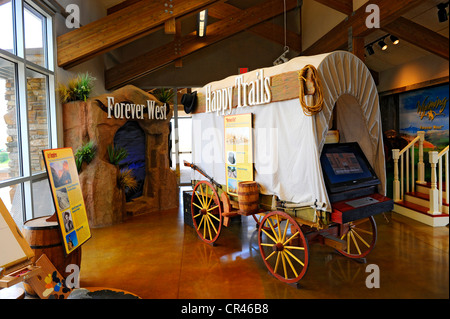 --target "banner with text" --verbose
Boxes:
[224,114,254,195]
